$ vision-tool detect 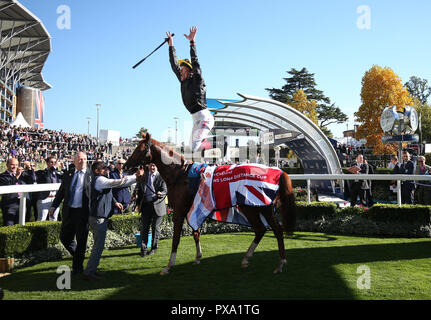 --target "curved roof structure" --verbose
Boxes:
[210,93,343,175]
[0,0,51,90]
